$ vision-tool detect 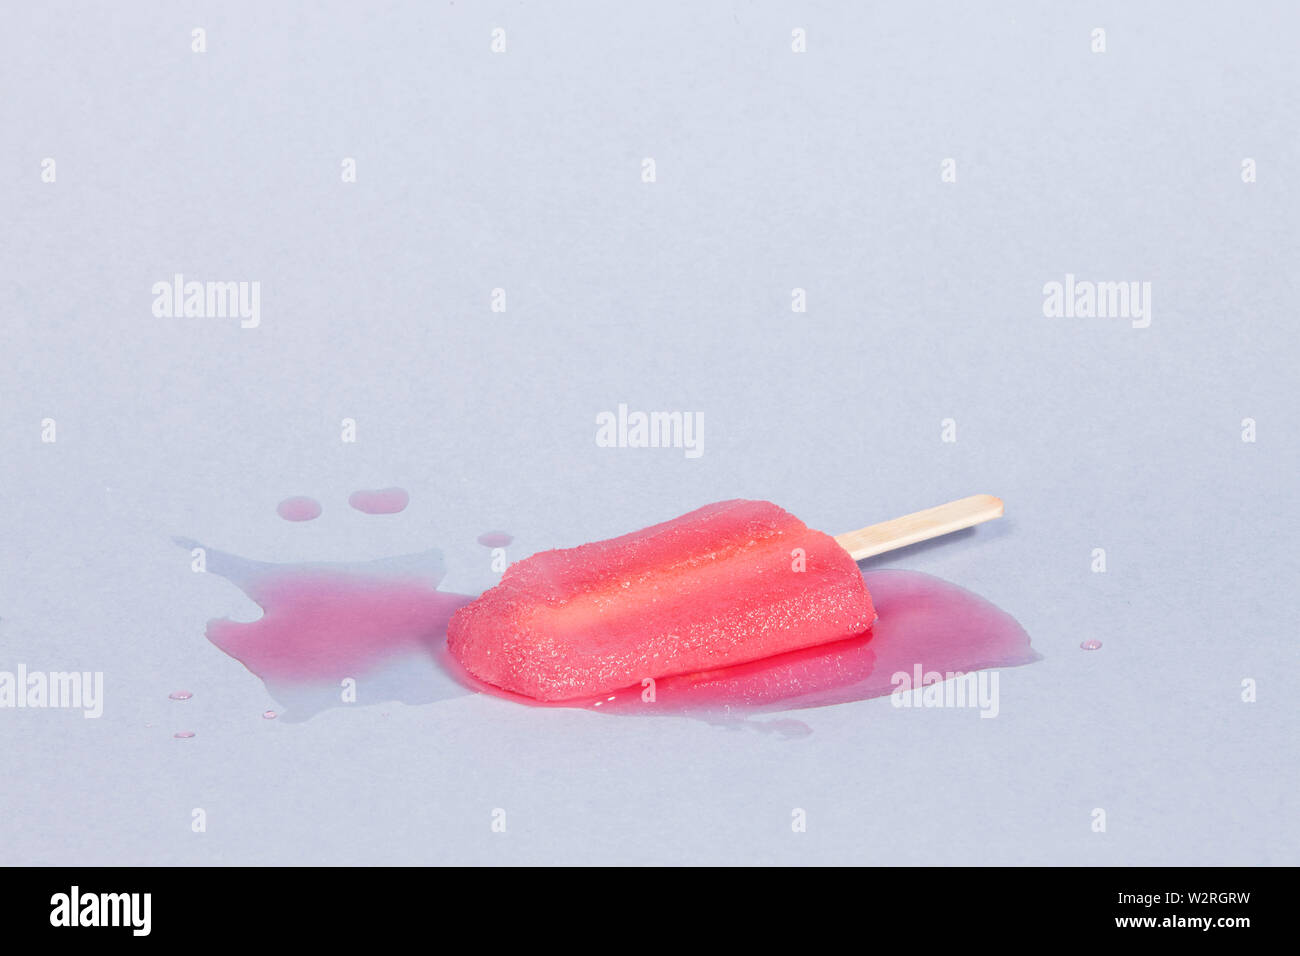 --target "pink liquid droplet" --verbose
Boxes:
[173,730,196,739]
[348,487,410,515]
[477,531,513,548]
[277,496,322,522]
[262,710,277,719]
[1080,639,1102,650]
[168,690,193,700]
